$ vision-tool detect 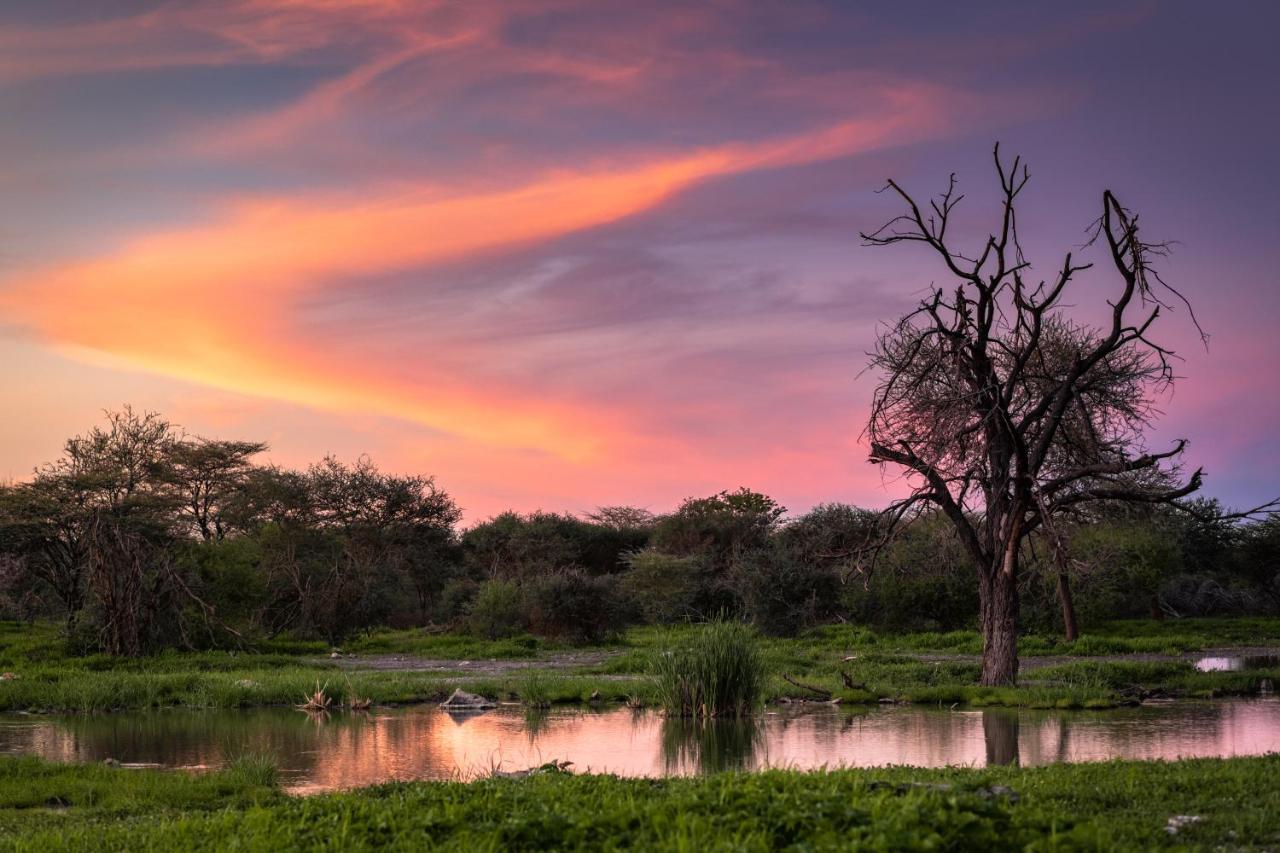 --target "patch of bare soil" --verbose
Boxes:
[320,649,620,676]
